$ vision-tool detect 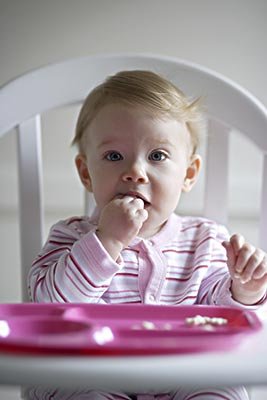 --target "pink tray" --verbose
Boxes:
[0,303,262,356]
